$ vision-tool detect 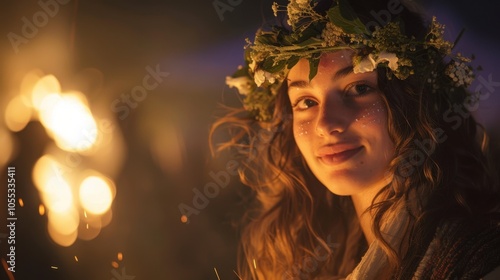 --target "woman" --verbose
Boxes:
[211,0,500,278]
